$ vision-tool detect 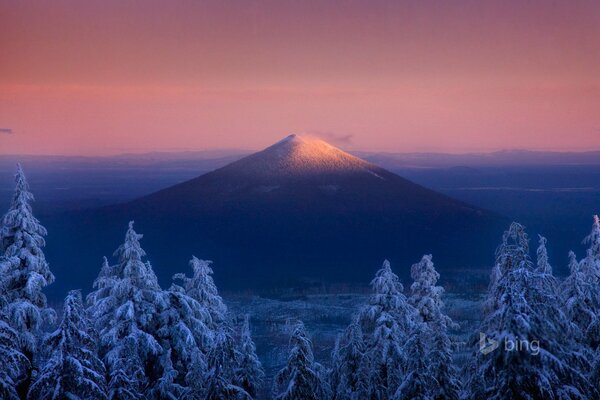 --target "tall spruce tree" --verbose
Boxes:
[0,318,29,399]
[536,235,552,275]
[87,222,167,399]
[0,164,55,396]
[273,322,328,400]
[467,222,595,400]
[393,328,435,400]
[329,320,368,400]
[174,256,243,395]
[172,257,227,331]
[357,260,415,399]
[235,315,264,398]
[562,251,599,347]
[157,281,212,392]
[28,290,107,400]
[409,255,460,400]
